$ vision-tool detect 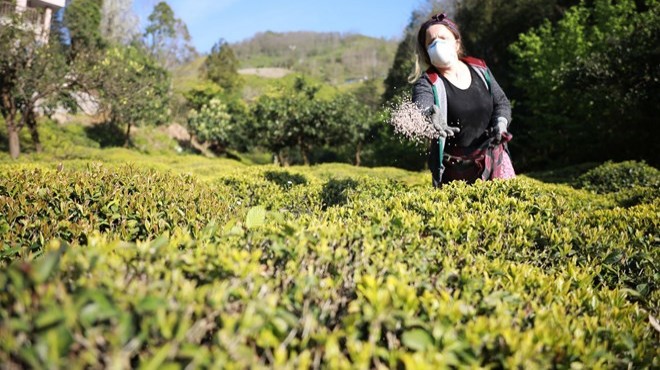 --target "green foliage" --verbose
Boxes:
[233,31,397,84]
[91,45,171,145]
[247,76,381,165]
[383,32,417,102]
[264,170,308,189]
[182,80,224,111]
[186,98,232,149]
[202,39,243,94]
[144,1,196,69]
[0,17,71,158]
[145,2,177,42]
[509,0,660,168]
[0,162,658,368]
[181,80,251,154]
[0,165,233,261]
[62,0,104,56]
[130,125,181,155]
[321,178,358,209]
[454,0,577,92]
[575,161,660,194]
[249,77,323,164]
